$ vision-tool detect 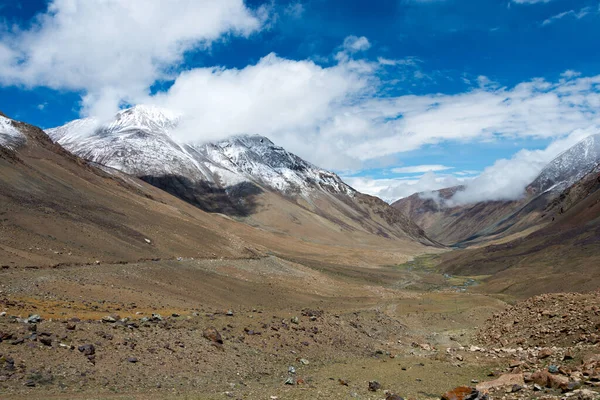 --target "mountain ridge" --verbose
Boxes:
[47,105,439,247]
